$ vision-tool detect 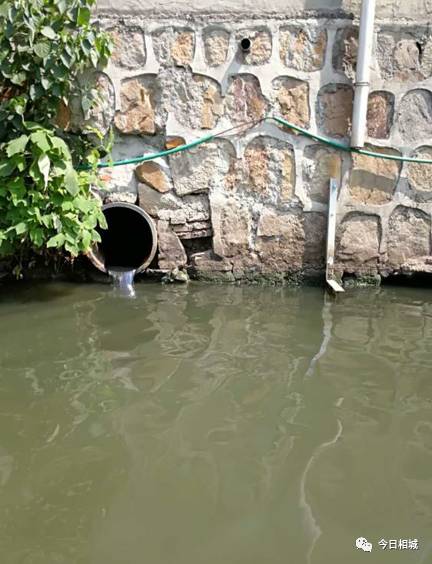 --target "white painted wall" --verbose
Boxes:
[96,0,432,20]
